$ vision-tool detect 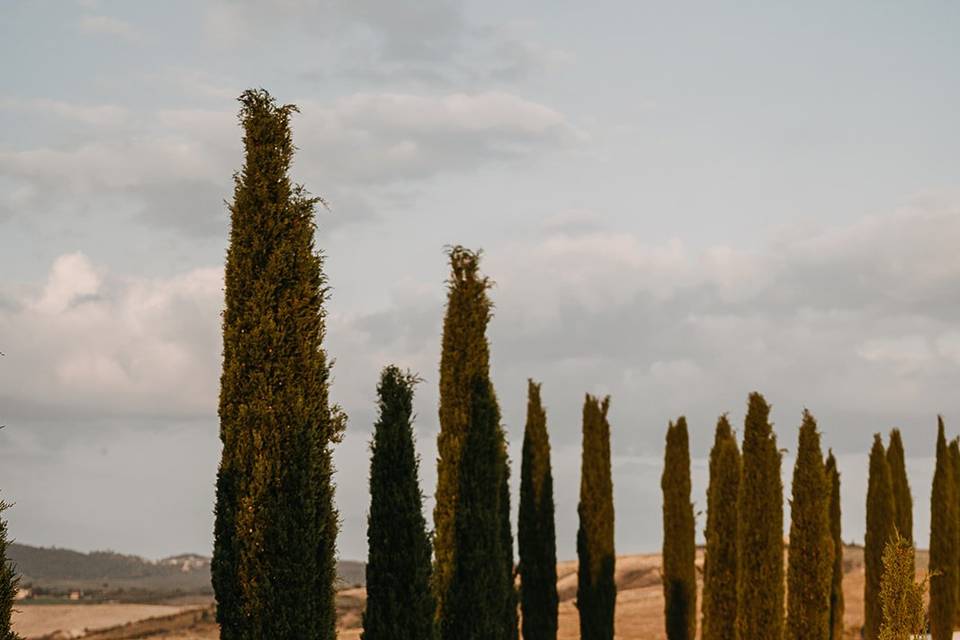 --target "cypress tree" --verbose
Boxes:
[518,380,558,640]
[434,247,513,639]
[0,501,21,640]
[443,376,508,639]
[929,417,957,640]
[886,429,913,543]
[865,434,896,640]
[212,89,342,640]
[702,415,740,640]
[662,417,697,640]
[786,410,833,640]
[735,392,783,640]
[577,394,616,640]
[825,451,845,640]
[362,367,434,640]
